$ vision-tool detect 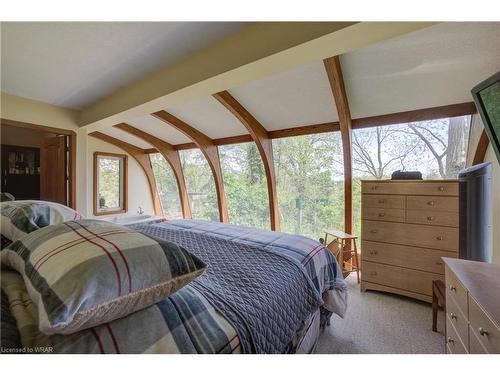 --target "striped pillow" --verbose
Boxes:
[1,200,83,243]
[1,219,206,335]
